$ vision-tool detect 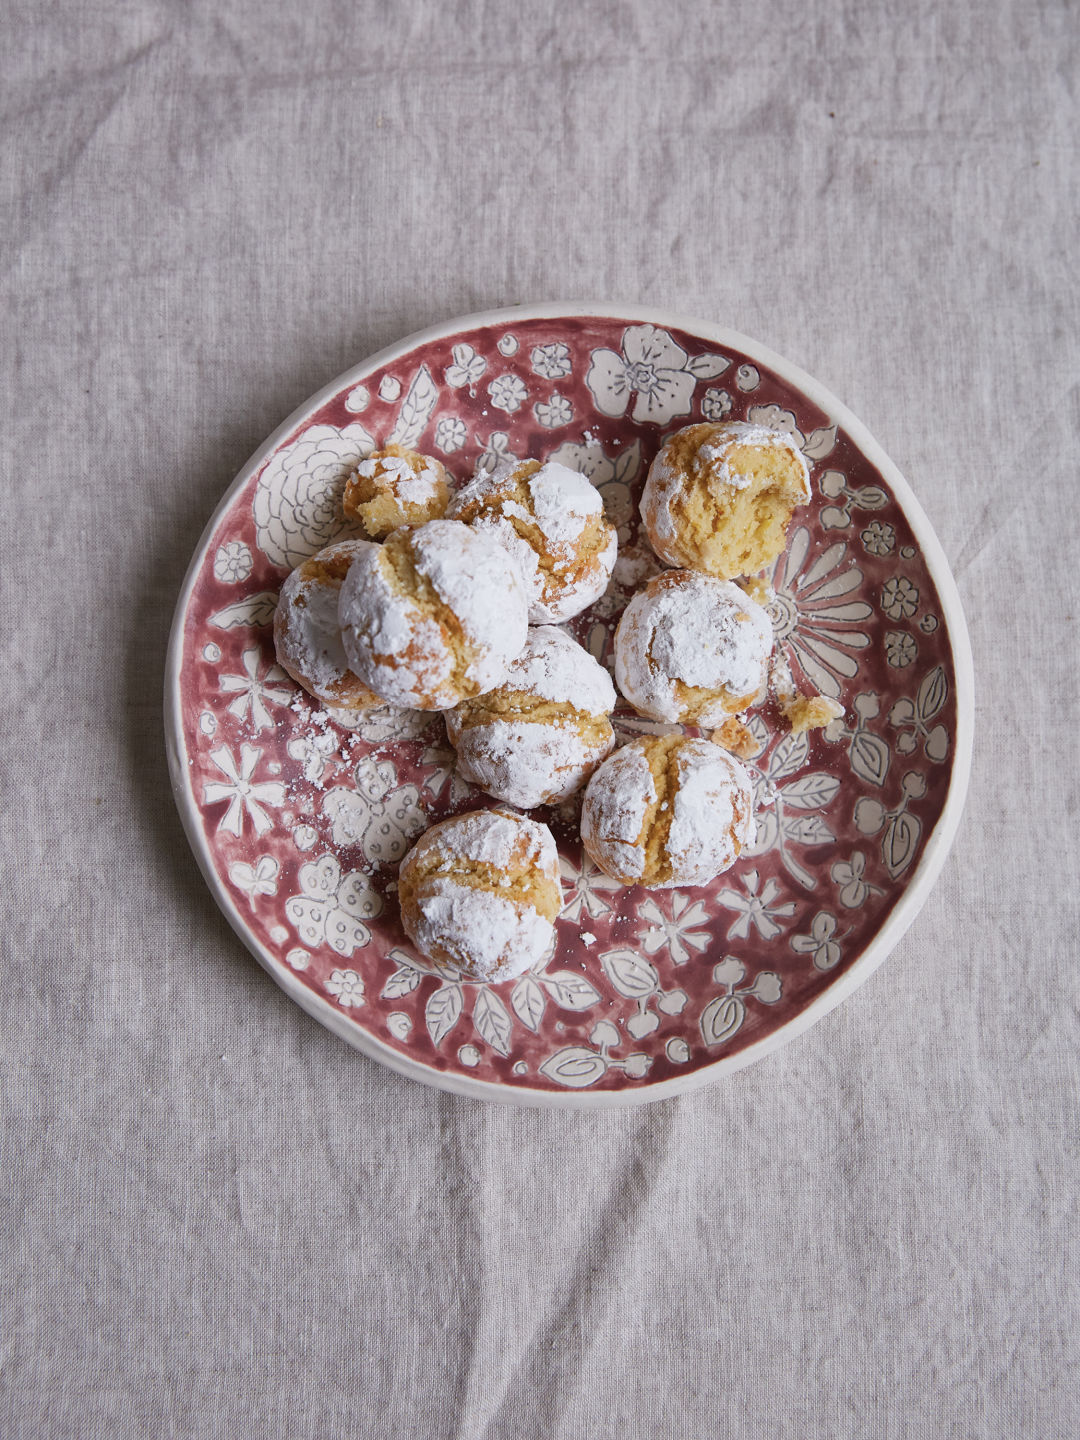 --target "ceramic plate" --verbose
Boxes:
[165,304,973,1107]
